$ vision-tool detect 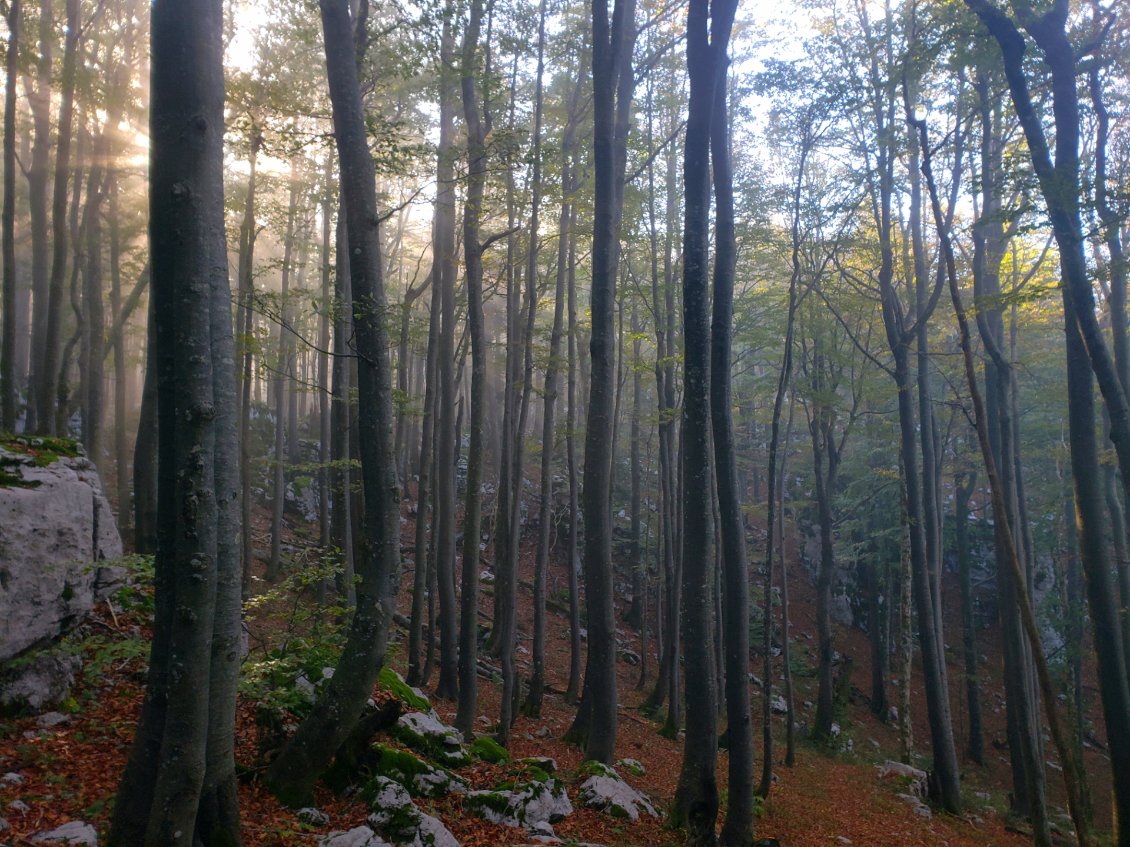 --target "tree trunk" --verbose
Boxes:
[1,0,20,431]
[266,0,402,806]
[708,60,751,847]
[110,0,241,840]
[455,0,488,740]
[566,0,637,762]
